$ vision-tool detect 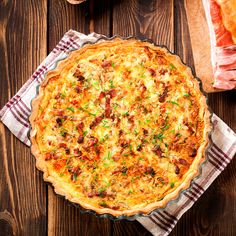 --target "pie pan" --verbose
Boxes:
[29,35,213,220]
